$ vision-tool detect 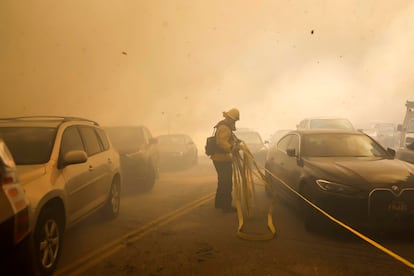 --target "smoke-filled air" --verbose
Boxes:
[1,0,414,149]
